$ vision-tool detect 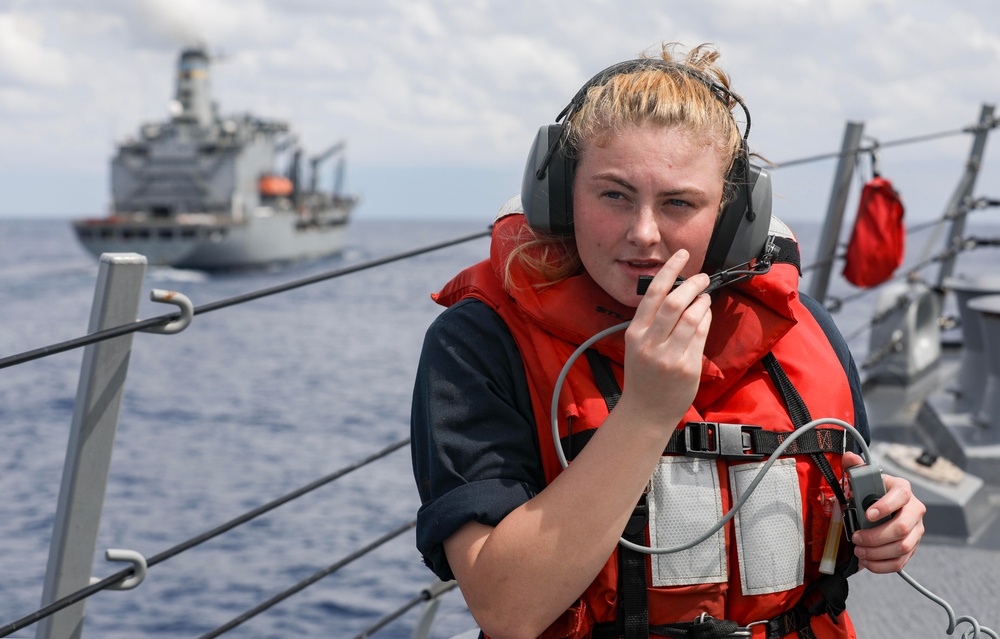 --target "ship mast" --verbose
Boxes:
[173,47,213,128]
